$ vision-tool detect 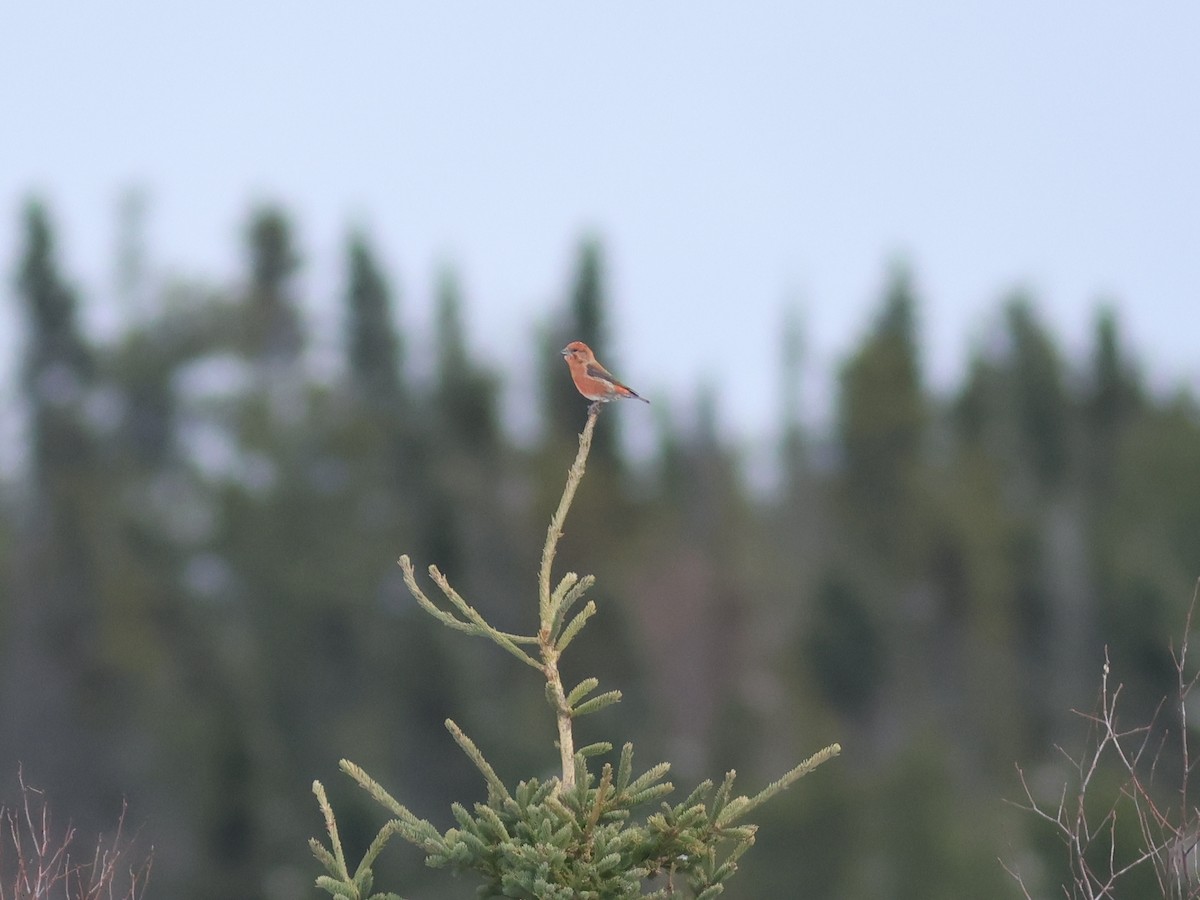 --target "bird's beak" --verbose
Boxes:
[560,346,570,357]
